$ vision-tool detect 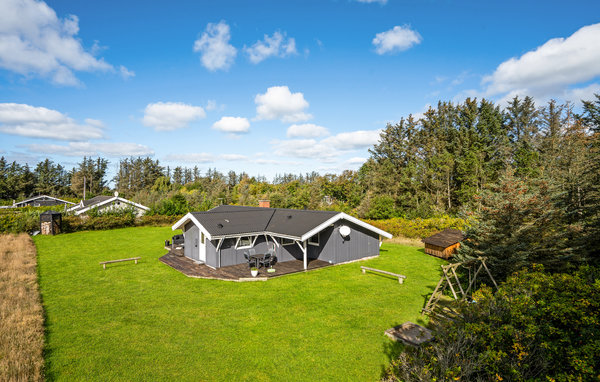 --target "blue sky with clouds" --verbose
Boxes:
[1,0,599,180]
